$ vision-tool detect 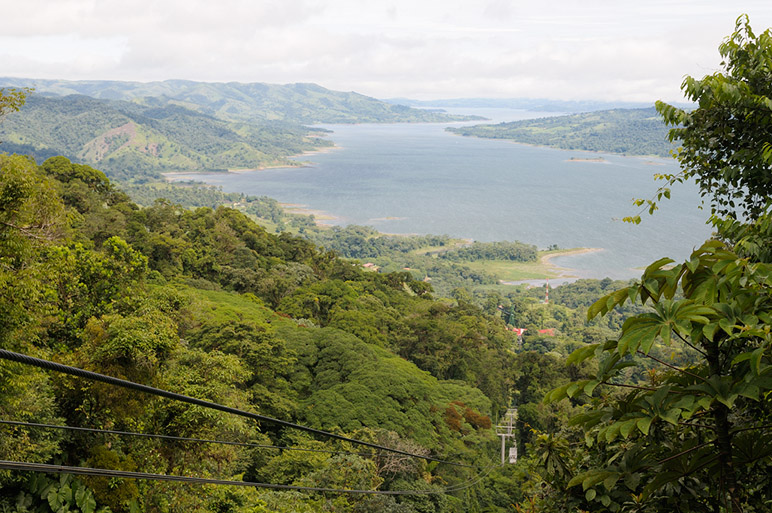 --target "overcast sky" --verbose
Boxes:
[2,1,772,102]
